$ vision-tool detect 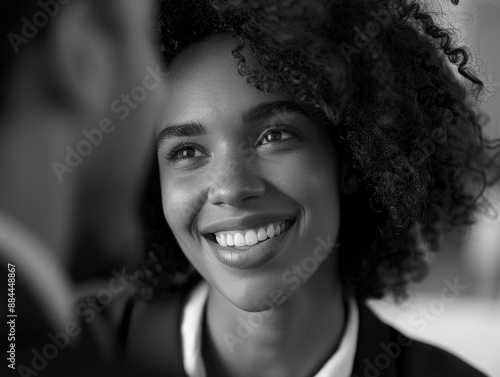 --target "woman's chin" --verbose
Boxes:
[212,278,295,313]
